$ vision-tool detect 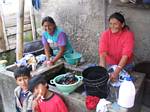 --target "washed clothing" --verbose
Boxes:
[99,28,134,65]
[107,63,134,72]
[14,86,33,112]
[36,93,68,112]
[42,27,73,56]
